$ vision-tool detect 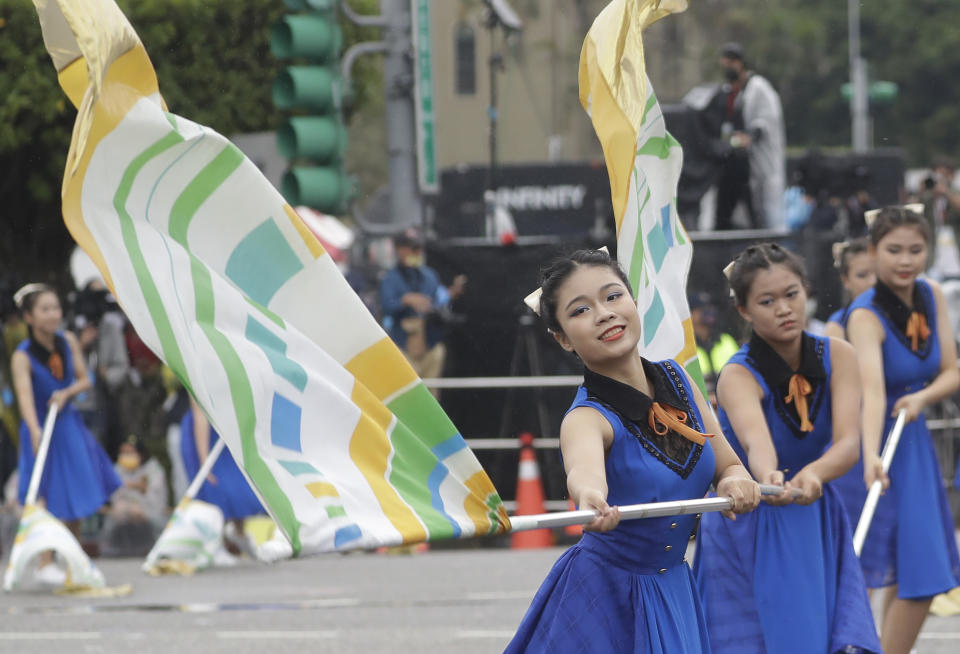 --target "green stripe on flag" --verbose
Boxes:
[188,256,302,552]
[628,187,651,292]
[636,133,681,160]
[113,132,191,390]
[169,145,245,245]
